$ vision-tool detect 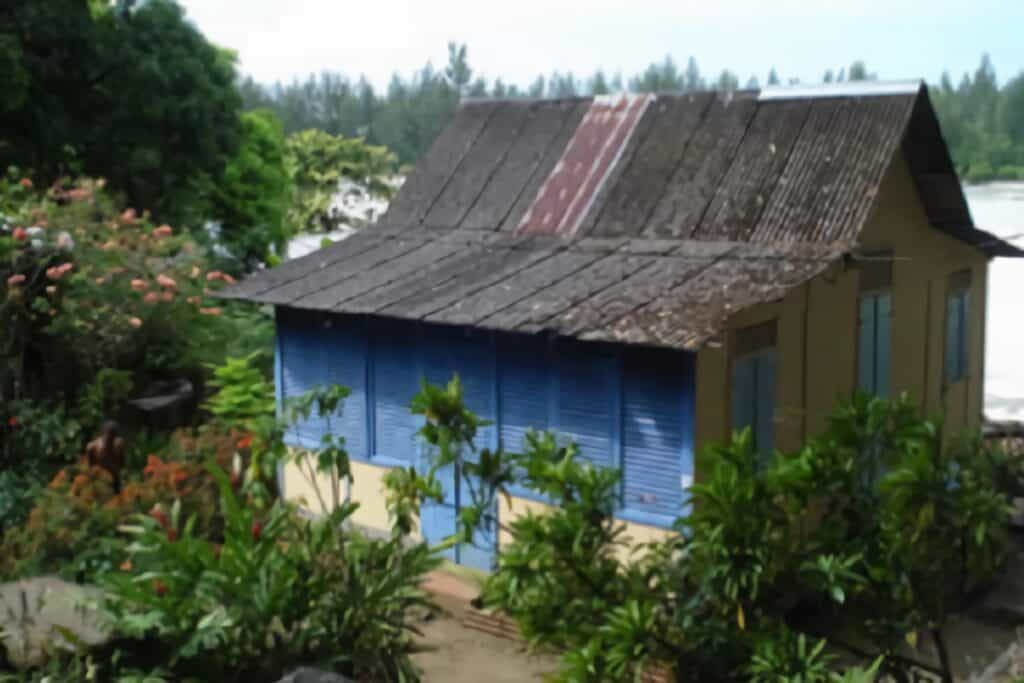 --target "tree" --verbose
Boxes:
[210,110,291,268]
[716,70,740,91]
[589,69,611,95]
[0,0,243,228]
[684,56,703,91]
[823,69,835,83]
[745,75,760,89]
[848,60,873,81]
[1003,72,1024,147]
[767,67,781,86]
[444,42,472,95]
